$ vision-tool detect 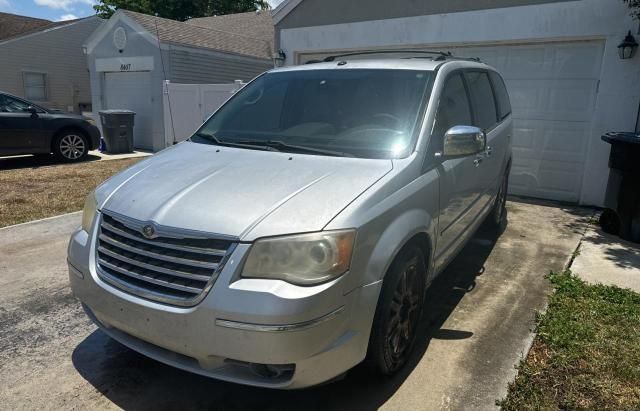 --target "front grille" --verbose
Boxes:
[96,212,237,306]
